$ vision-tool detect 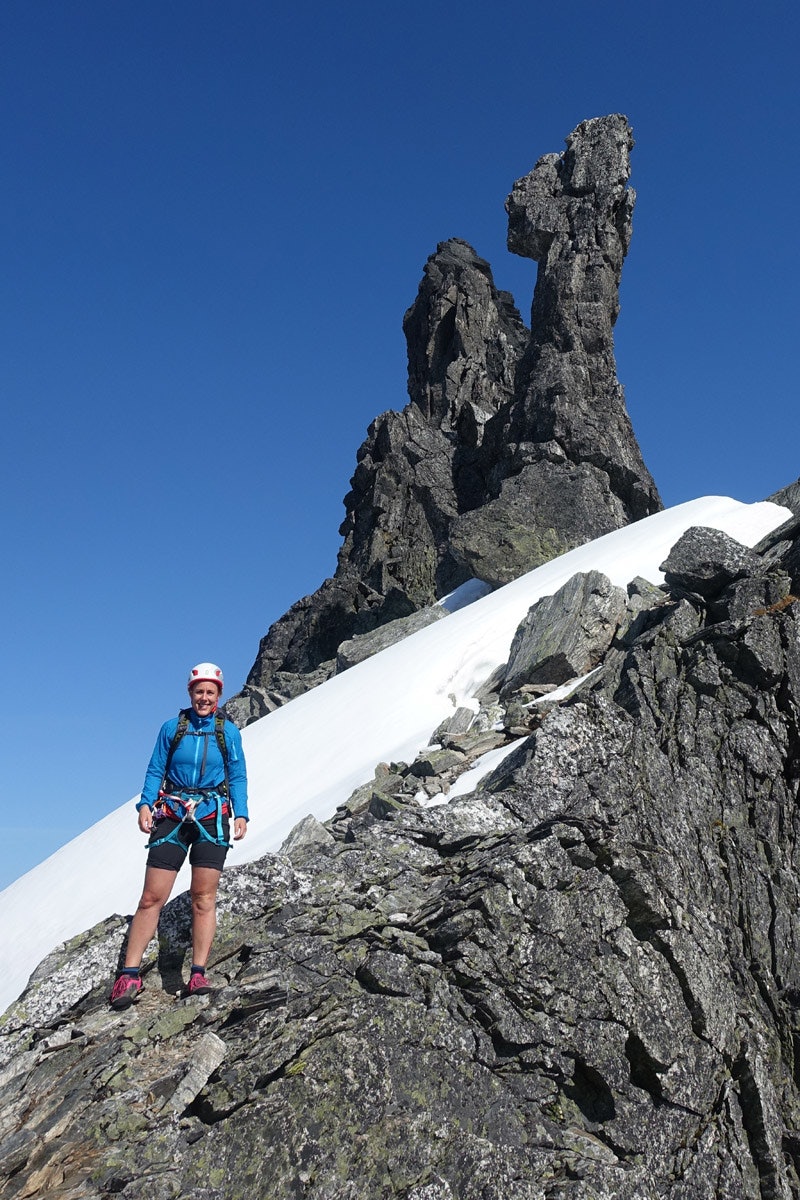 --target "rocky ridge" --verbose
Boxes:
[228,115,660,725]
[3,517,800,1198]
